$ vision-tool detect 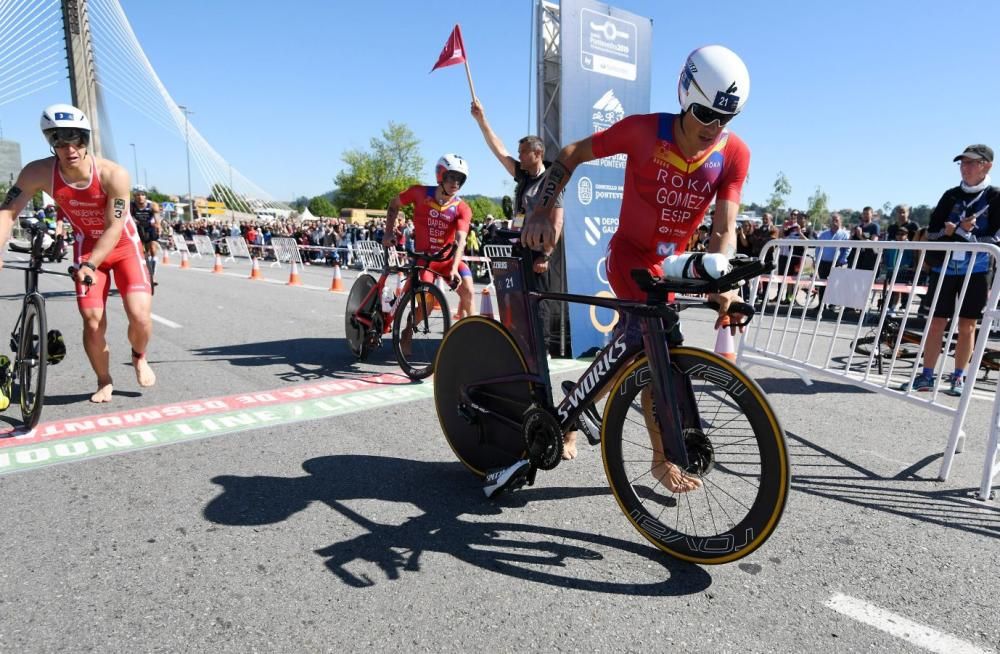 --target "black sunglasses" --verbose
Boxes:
[442,171,466,185]
[45,128,89,148]
[690,103,738,127]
